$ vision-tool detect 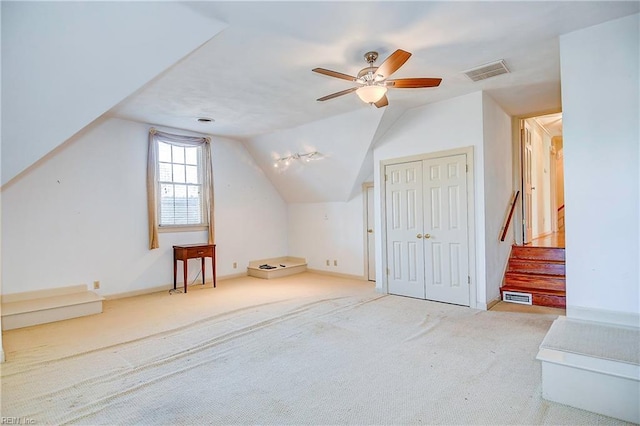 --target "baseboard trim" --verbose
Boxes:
[103,273,251,300]
[306,269,366,281]
[567,305,640,329]
[218,272,248,281]
[485,297,501,311]
[104,285,174,300]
